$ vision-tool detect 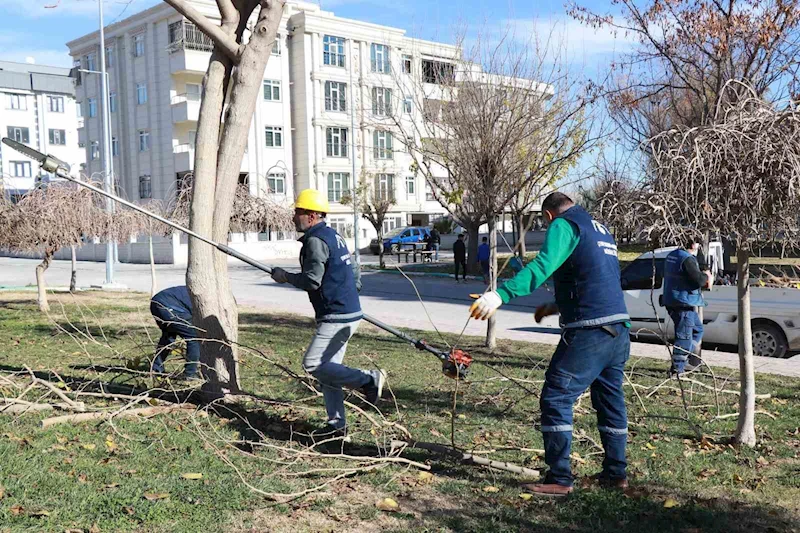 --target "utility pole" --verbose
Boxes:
[349,40,360,263]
